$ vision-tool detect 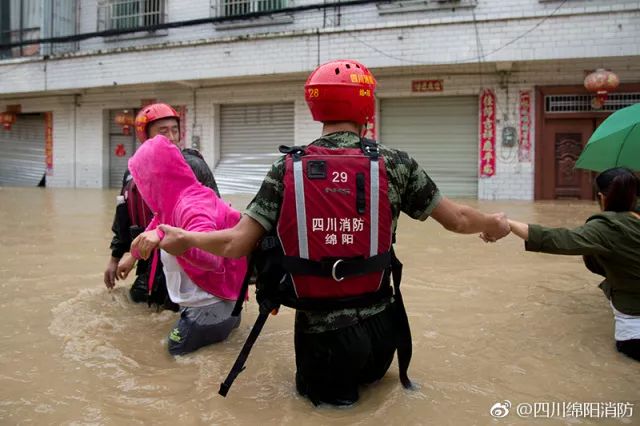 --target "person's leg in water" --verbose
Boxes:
[128,255,179,311]
[294,304,396,406]
[129,270,149,304]
[616,339,640,361]
[167,300,240,356]
[146,264,179,312]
